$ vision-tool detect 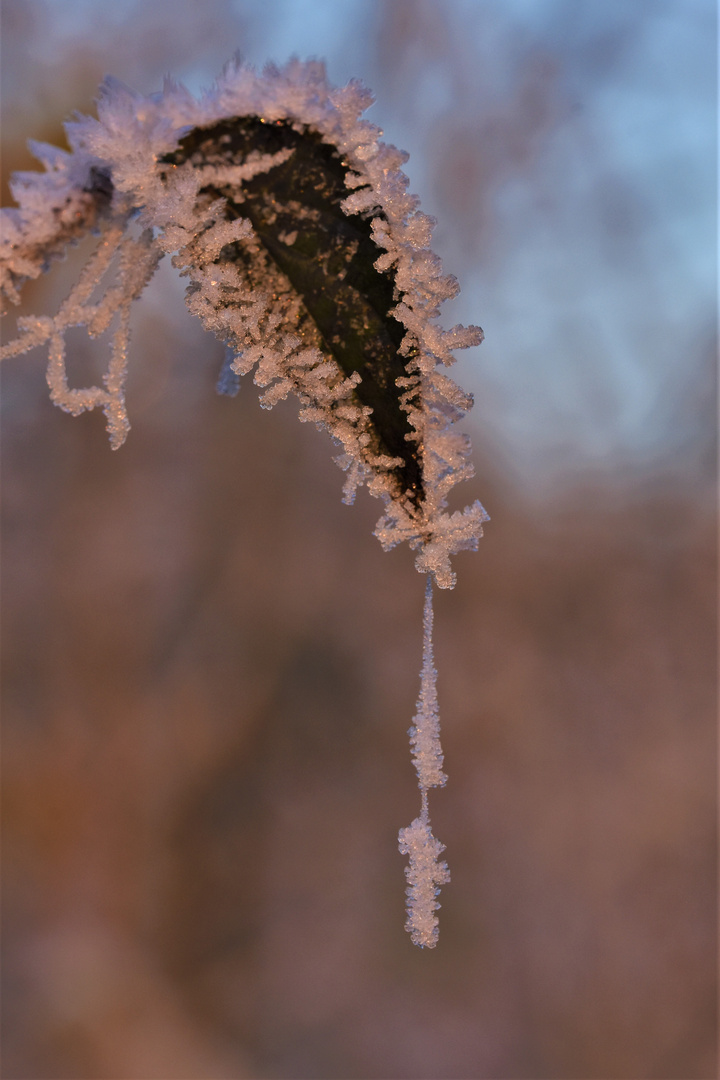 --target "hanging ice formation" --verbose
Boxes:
[0,58,488,947]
